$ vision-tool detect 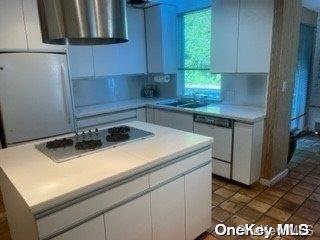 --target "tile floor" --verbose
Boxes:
[199,134,320,240]
[1,135,320,240]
